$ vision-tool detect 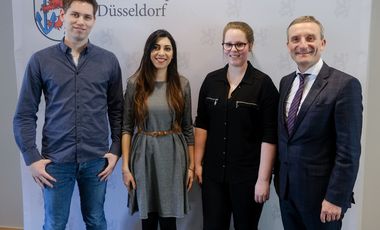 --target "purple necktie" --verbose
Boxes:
[287,73,308,135]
